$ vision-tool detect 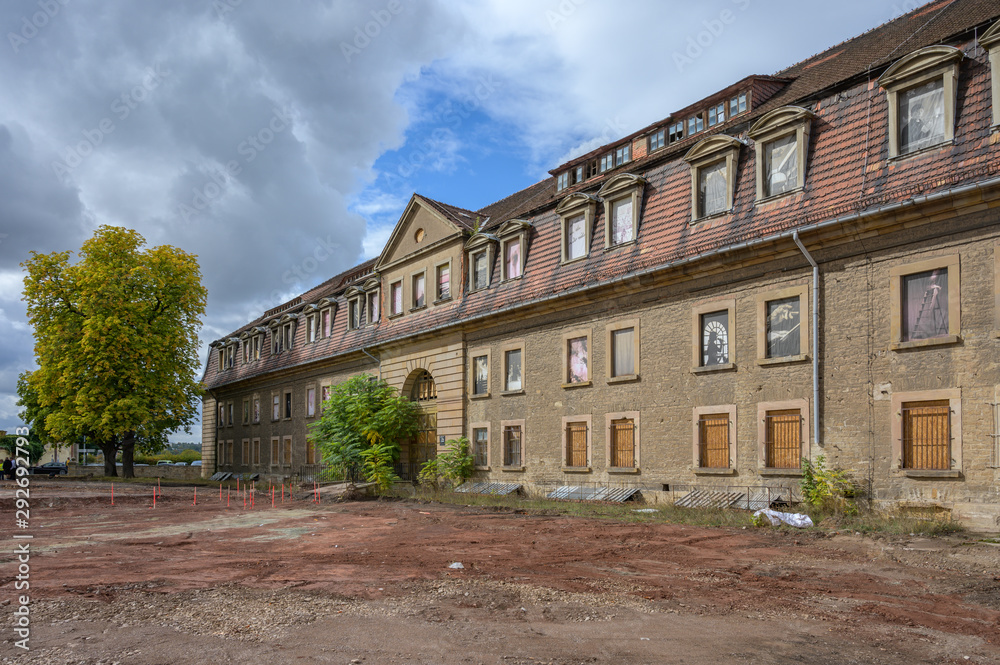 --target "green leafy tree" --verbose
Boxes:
[0,432,46,465]
[21,225,206,478]
[310,374,419,487]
